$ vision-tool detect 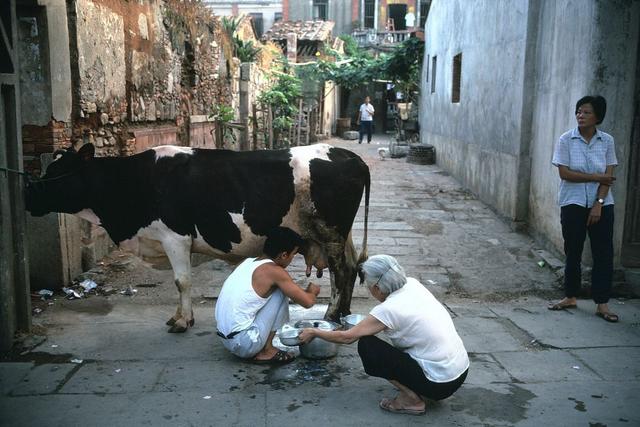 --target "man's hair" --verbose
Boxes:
[576,95,607,125]
[263,227,303,258]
